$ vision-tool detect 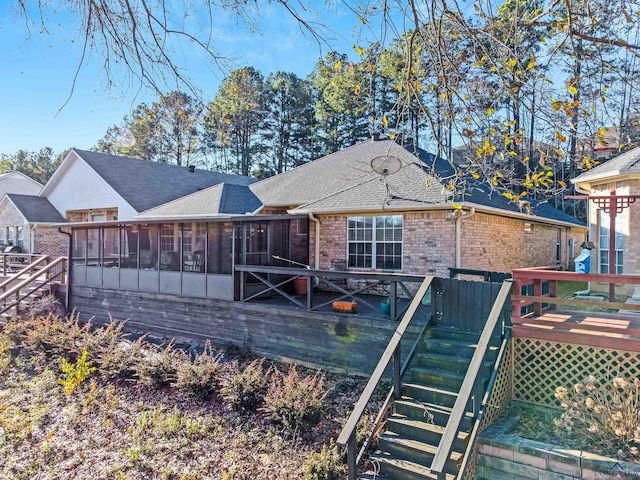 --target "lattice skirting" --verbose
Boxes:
[512,336,640,407]
[461,339,513,480]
